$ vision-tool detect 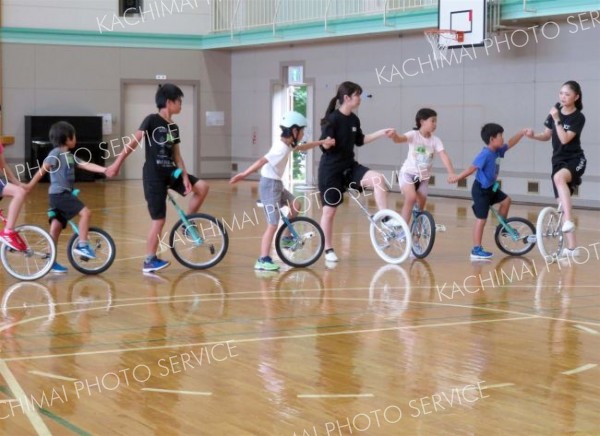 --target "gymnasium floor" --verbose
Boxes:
[0,180,598,435]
